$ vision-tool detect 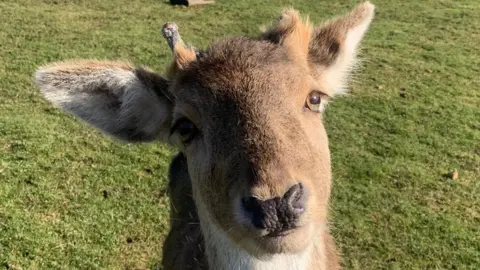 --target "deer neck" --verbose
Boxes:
[195,198,326,270]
